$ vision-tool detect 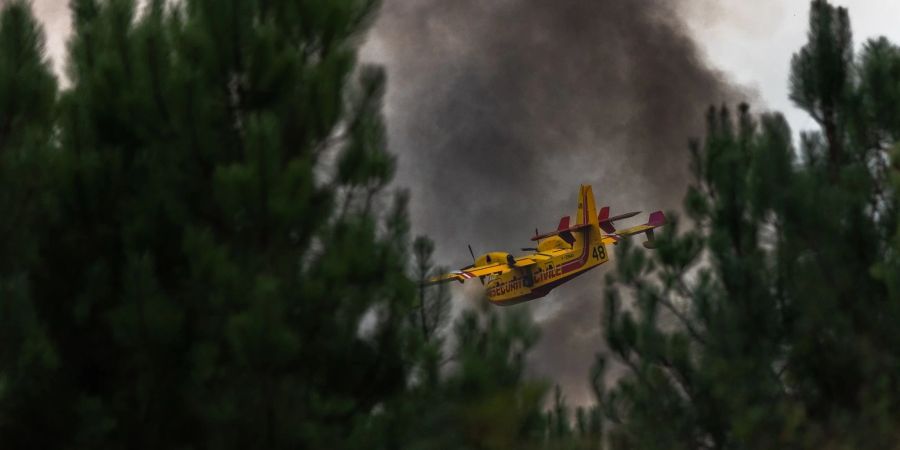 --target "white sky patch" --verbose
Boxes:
[679,0,900,138]
[28,0,152,83]
[30,0,70,79]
